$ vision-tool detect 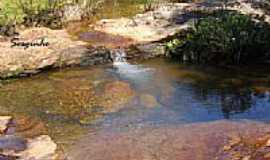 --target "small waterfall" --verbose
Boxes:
[111,48,128,66]
[110,48,155,85]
